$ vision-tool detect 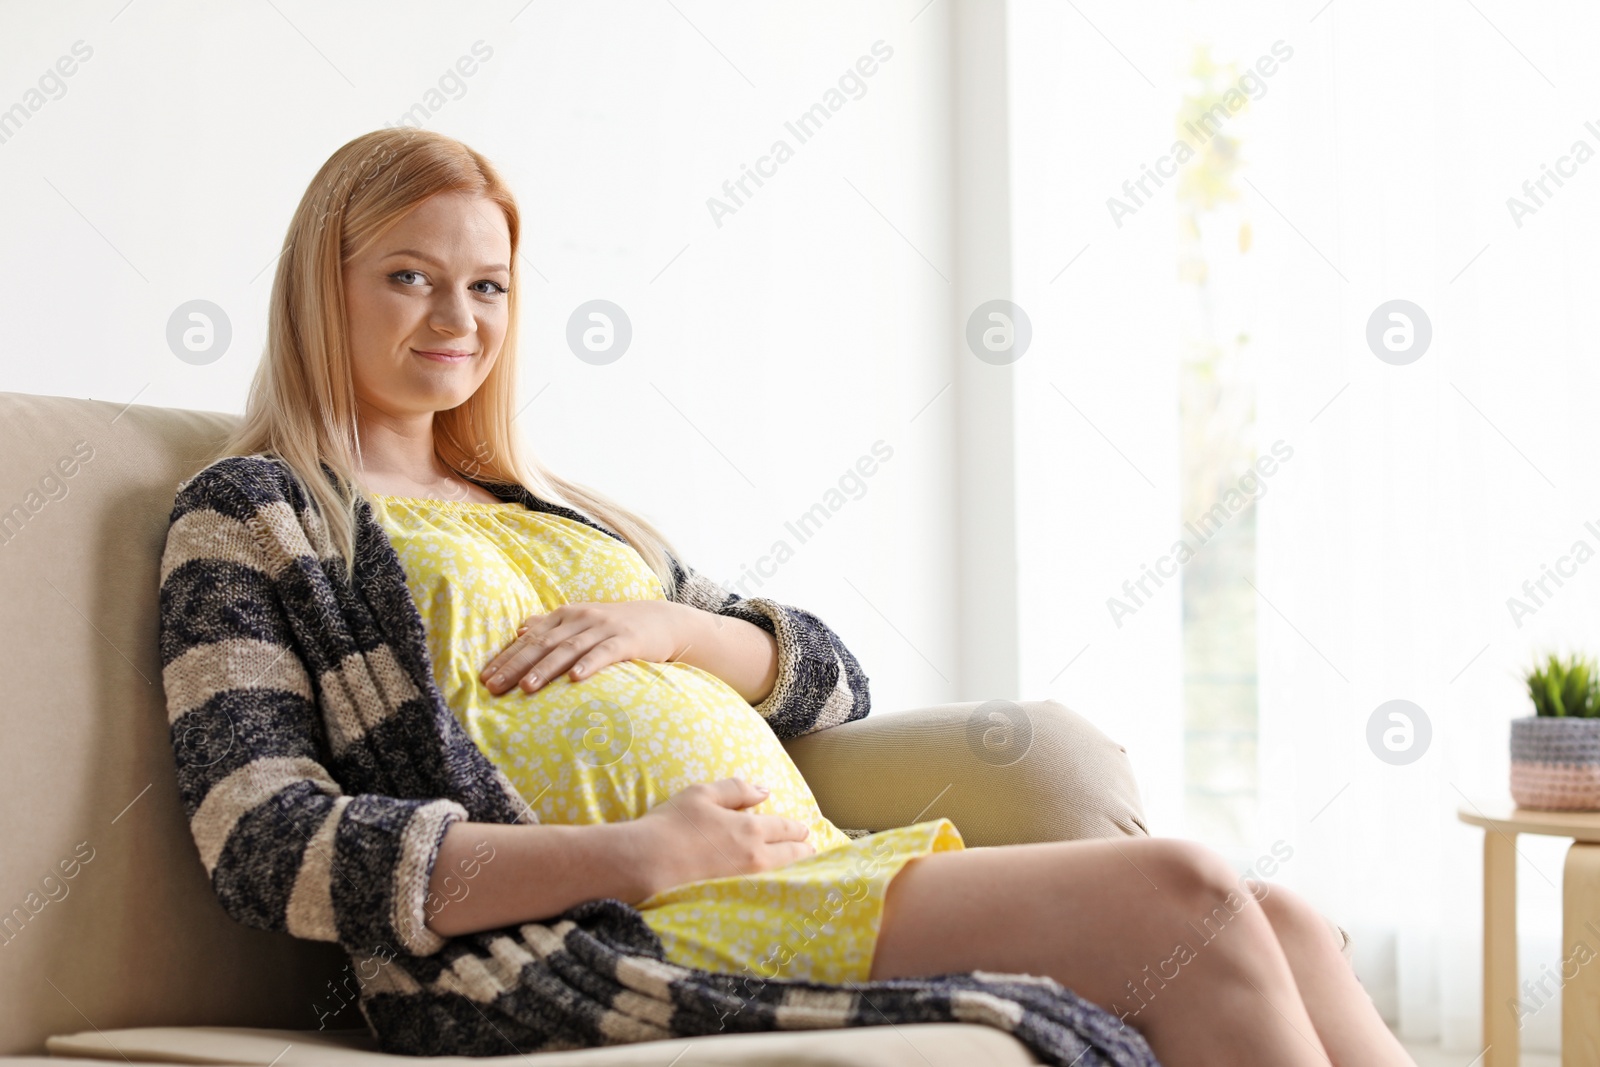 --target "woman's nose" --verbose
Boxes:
[429,290,477,337]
